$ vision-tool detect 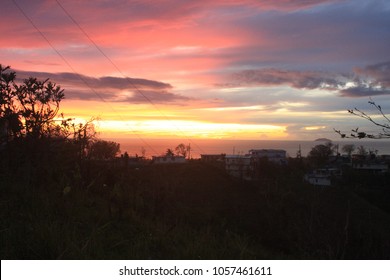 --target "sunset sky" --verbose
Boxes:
[1,0,390,142]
